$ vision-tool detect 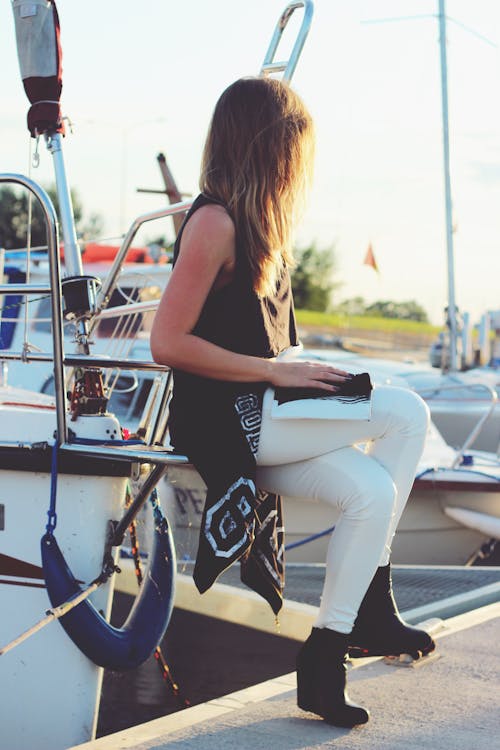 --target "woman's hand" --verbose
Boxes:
[267,359,351,391]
